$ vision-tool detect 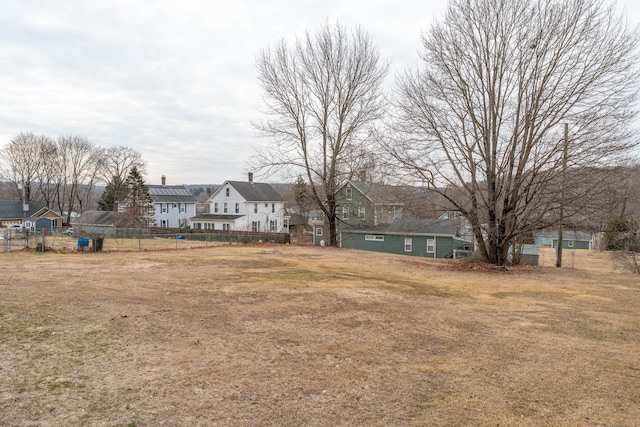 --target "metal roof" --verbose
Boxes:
[148,185,197,203]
